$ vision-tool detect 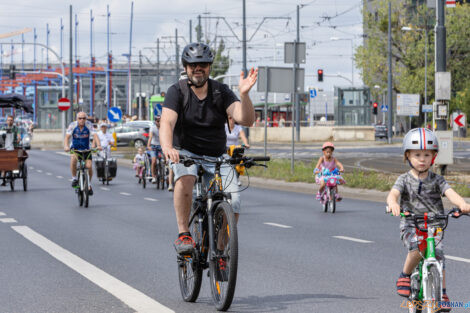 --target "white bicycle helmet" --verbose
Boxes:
[403,128,439,153]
